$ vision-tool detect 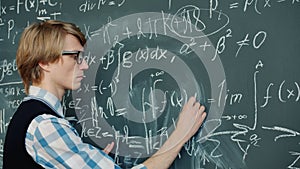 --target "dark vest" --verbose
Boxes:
[3,99,60,169]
